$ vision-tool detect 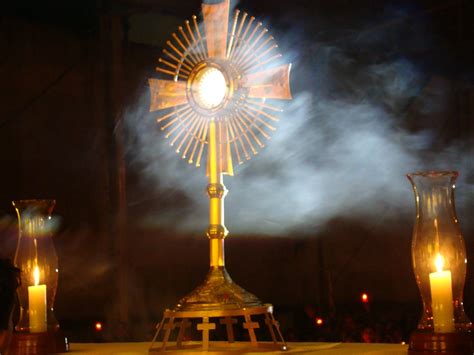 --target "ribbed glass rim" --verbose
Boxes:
[407,171,459,178]
[12,199,56,213]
